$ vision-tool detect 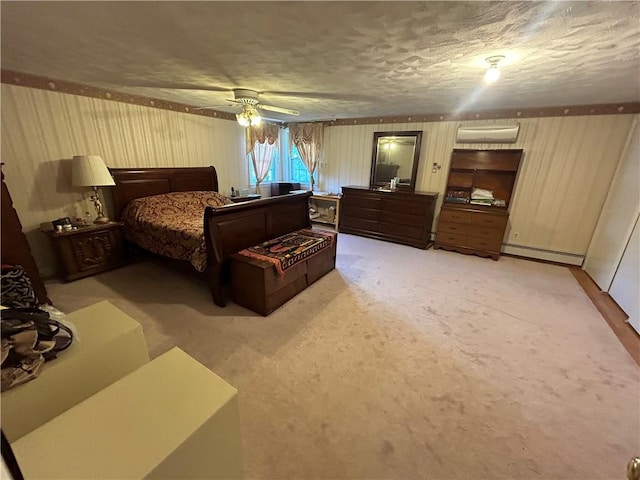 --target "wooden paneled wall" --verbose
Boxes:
[322,115,636,263]
[2,81,636,273]
[1,84,247,274]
